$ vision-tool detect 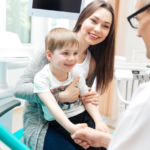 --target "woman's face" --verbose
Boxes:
[79,7,112,46]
